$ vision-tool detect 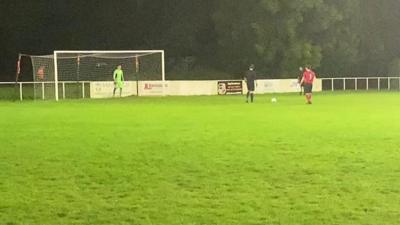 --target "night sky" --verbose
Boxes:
[0,0,177,81]
[1,0,400,81]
